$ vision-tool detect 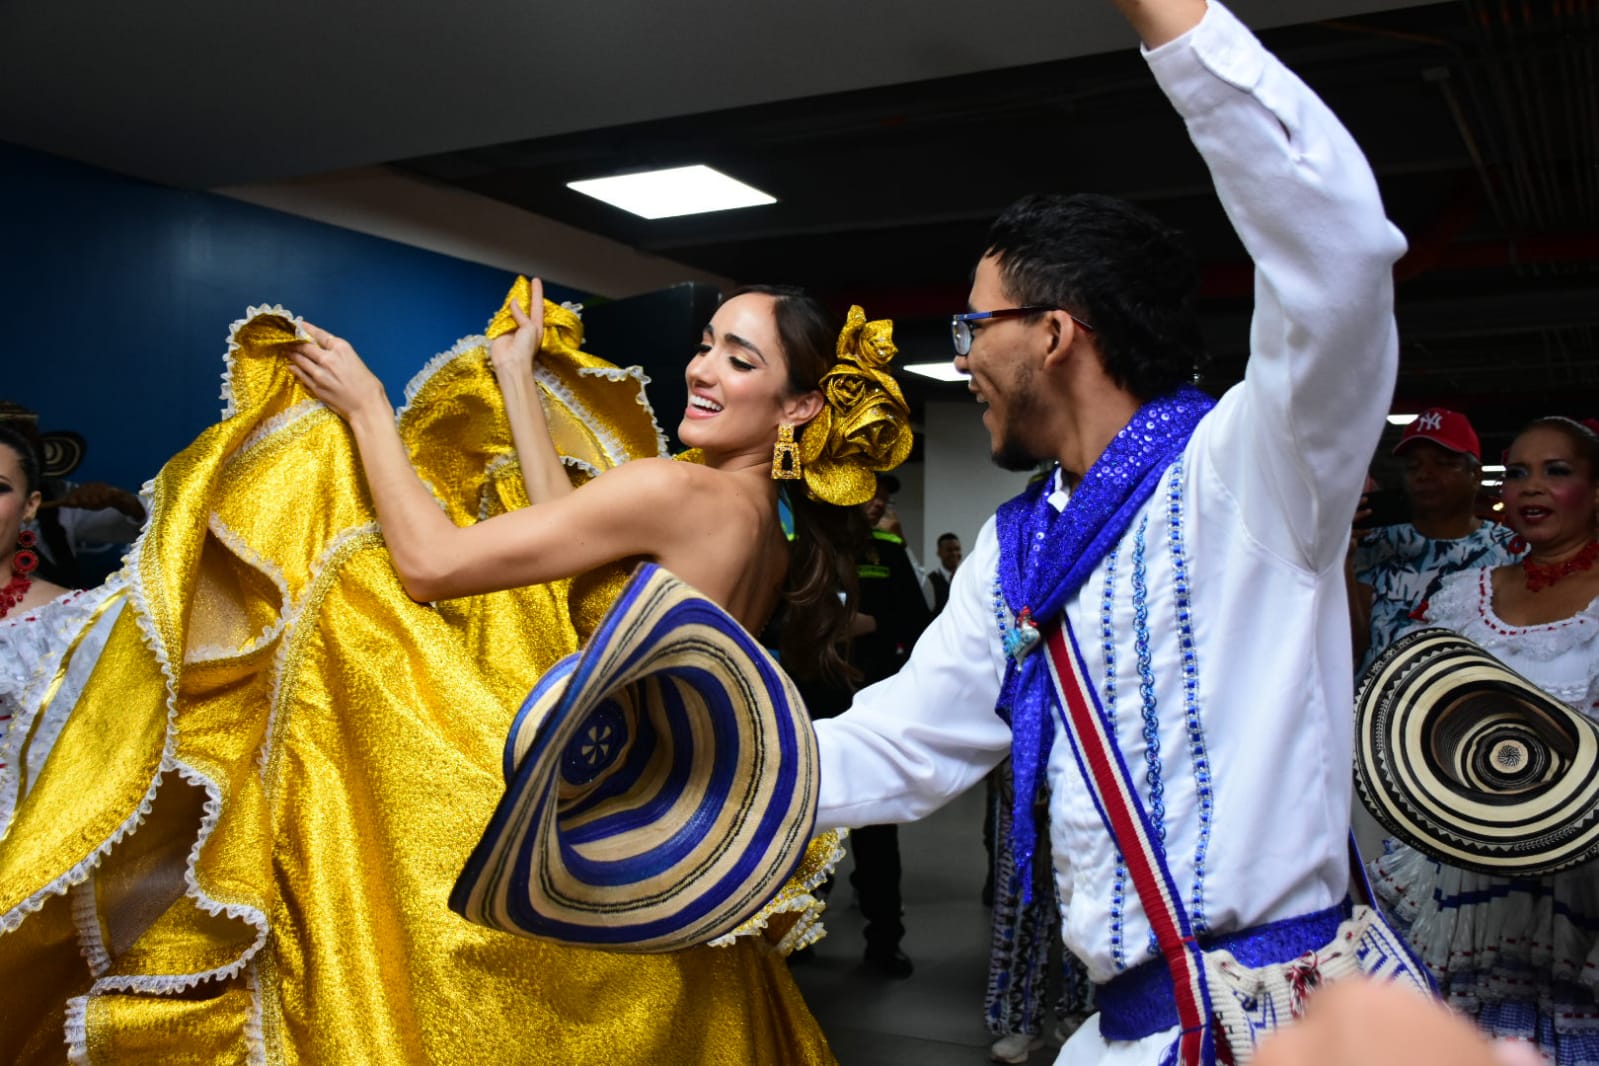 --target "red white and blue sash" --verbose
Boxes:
[1044,617,1218,1066]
